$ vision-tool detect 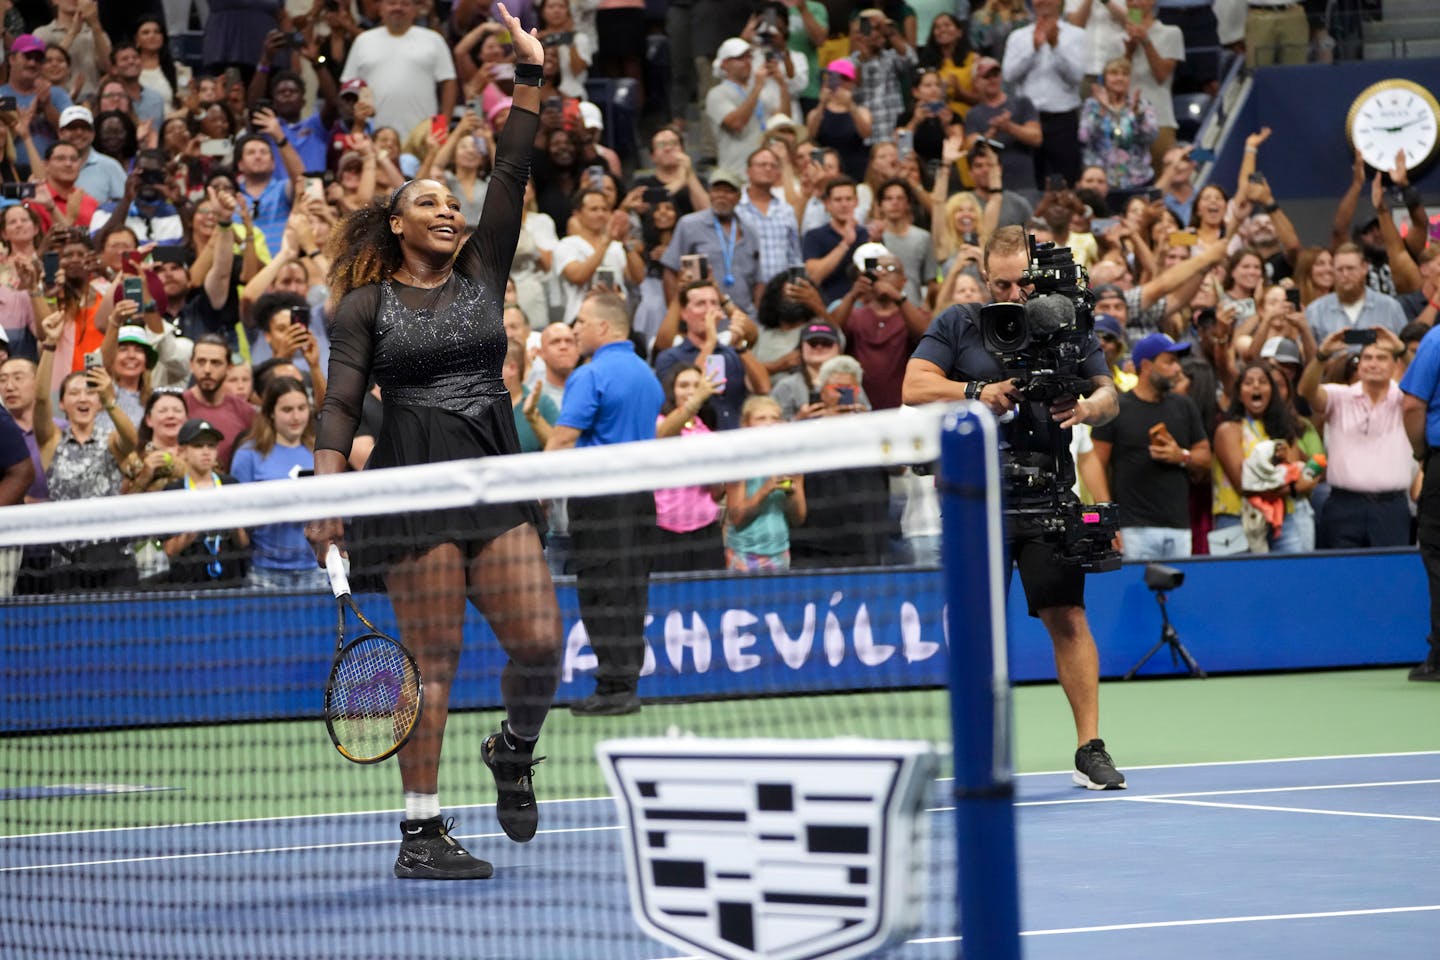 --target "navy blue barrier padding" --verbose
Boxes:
[1209,59,1440,202]
[1,550,1426,732]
